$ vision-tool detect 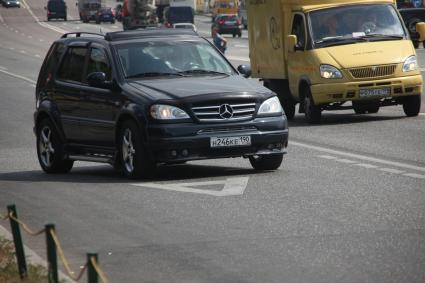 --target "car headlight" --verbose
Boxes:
[403,55,418,72]
[320,64,343,79]
[150,104,189,120]
[7,1,10,4]
[258,96,283,115]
